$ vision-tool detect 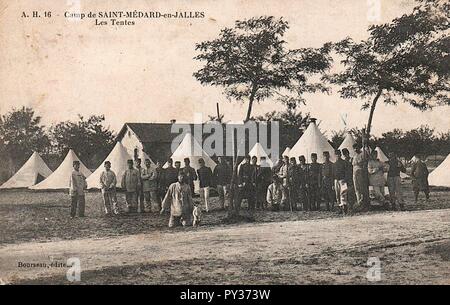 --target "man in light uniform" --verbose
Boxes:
[69,160,87,218]
[141,158,158,213]
[99,161,118,216]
